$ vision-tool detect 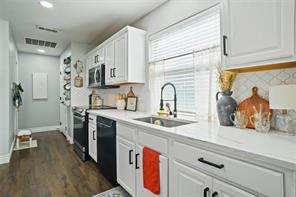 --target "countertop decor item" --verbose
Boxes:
[269,85,296,134]
[230,110,248,129]
[116,93,126,110]
[249,110,271,133]
[216,90,237,126]
[216,68,237,126]
[127,86,135,97]
[217,67,237,92]
[238,87,271,129]
[126,96,137,111]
